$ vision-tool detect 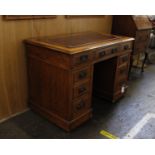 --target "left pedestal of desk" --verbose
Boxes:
[25,44,93,131]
